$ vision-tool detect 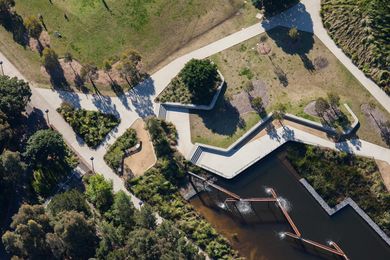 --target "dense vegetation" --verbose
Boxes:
[57,102,120,148]
[287,143,390,236]
[251,0,299,16]
[24,129,78,197]
[128,117,239,259]
[2,175,204,259]
[0,75,81,258]
[104,128,138,174]
[156,59,221,105]
[321,0,390,93]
